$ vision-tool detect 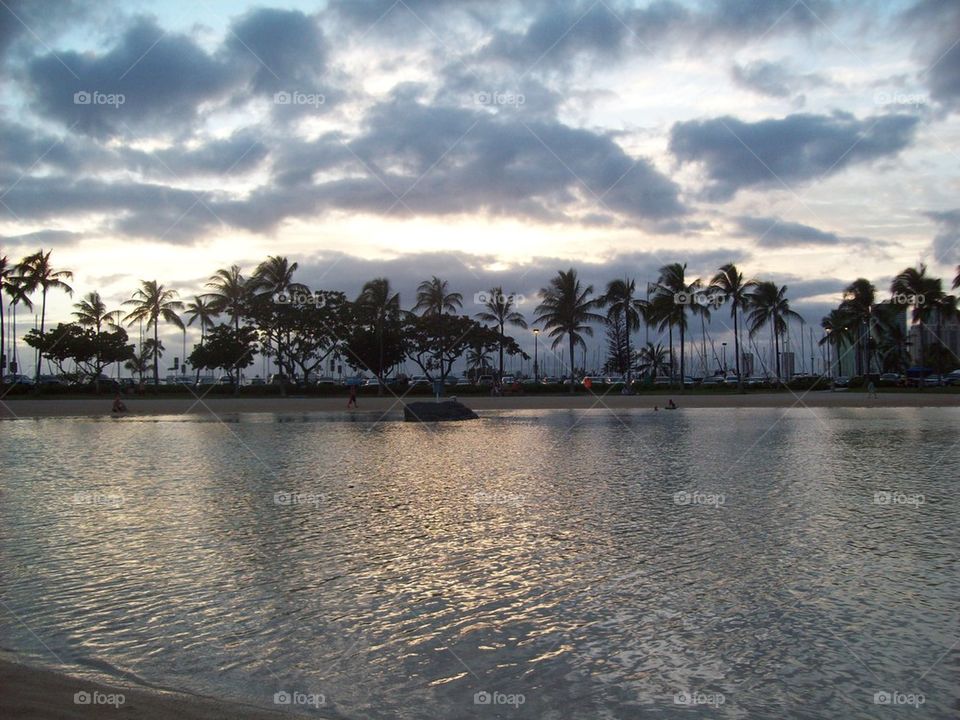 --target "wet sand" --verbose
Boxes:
[2,391,958,418]
[0,658,314,720]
